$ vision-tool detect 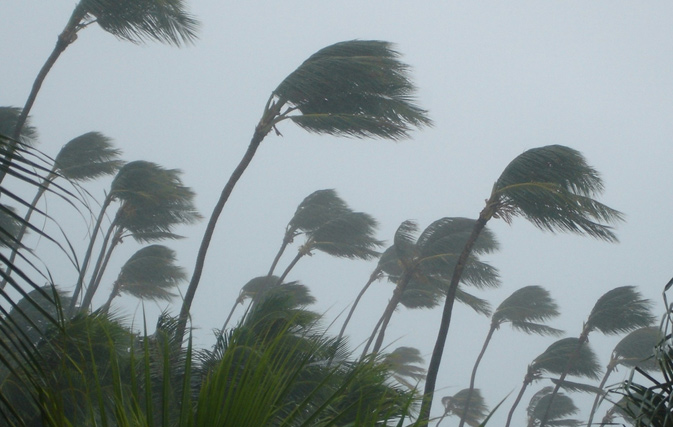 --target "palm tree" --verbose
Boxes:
[1,131,123,289]
[539,286,654,426]
[267,189,350,276]
[526,387,580,427]
[177,39,432,342]
[436,388,488,427]
[587,326,661,426]
[458,286,563,427]
[5,0,198,180]
[419,145,624,424]
[382,346,427,390]
[100,245,186,313]
[505,337,601,427]
[366,217,499,355]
